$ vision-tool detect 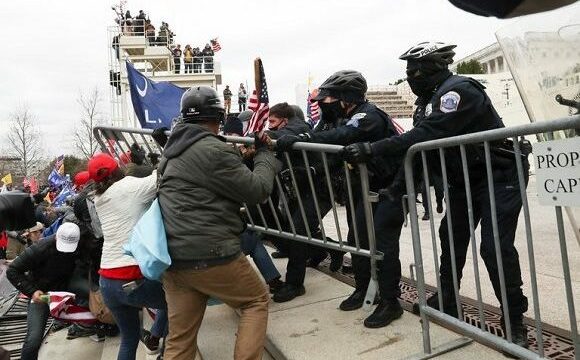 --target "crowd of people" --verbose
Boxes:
[115,9,175,46]
[171,43,214,74]
[0,40,534,360]
[222,83,247,114]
